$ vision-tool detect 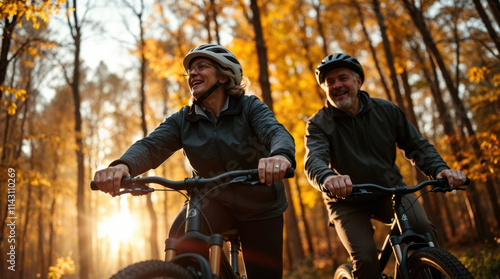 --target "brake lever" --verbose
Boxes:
[431,186,466,193]
[348,189,372,196]
[111,185,154,197]
[230,175,262,185]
